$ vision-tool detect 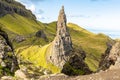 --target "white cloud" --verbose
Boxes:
[27,4,36,13]
[36,14,43,19]
[36,14,49,20]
